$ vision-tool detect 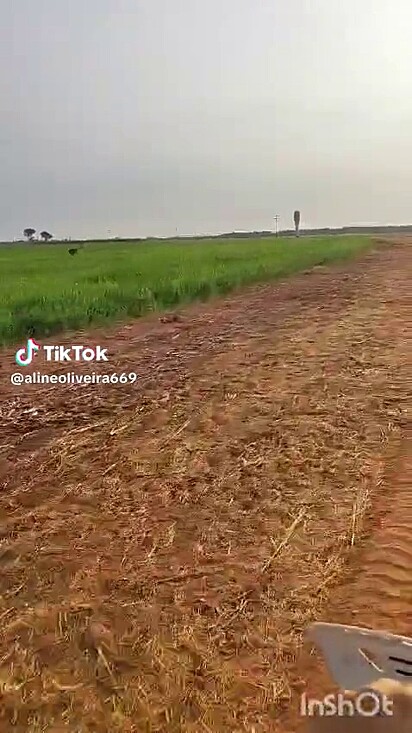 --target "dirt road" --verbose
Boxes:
[0,240,410,732]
